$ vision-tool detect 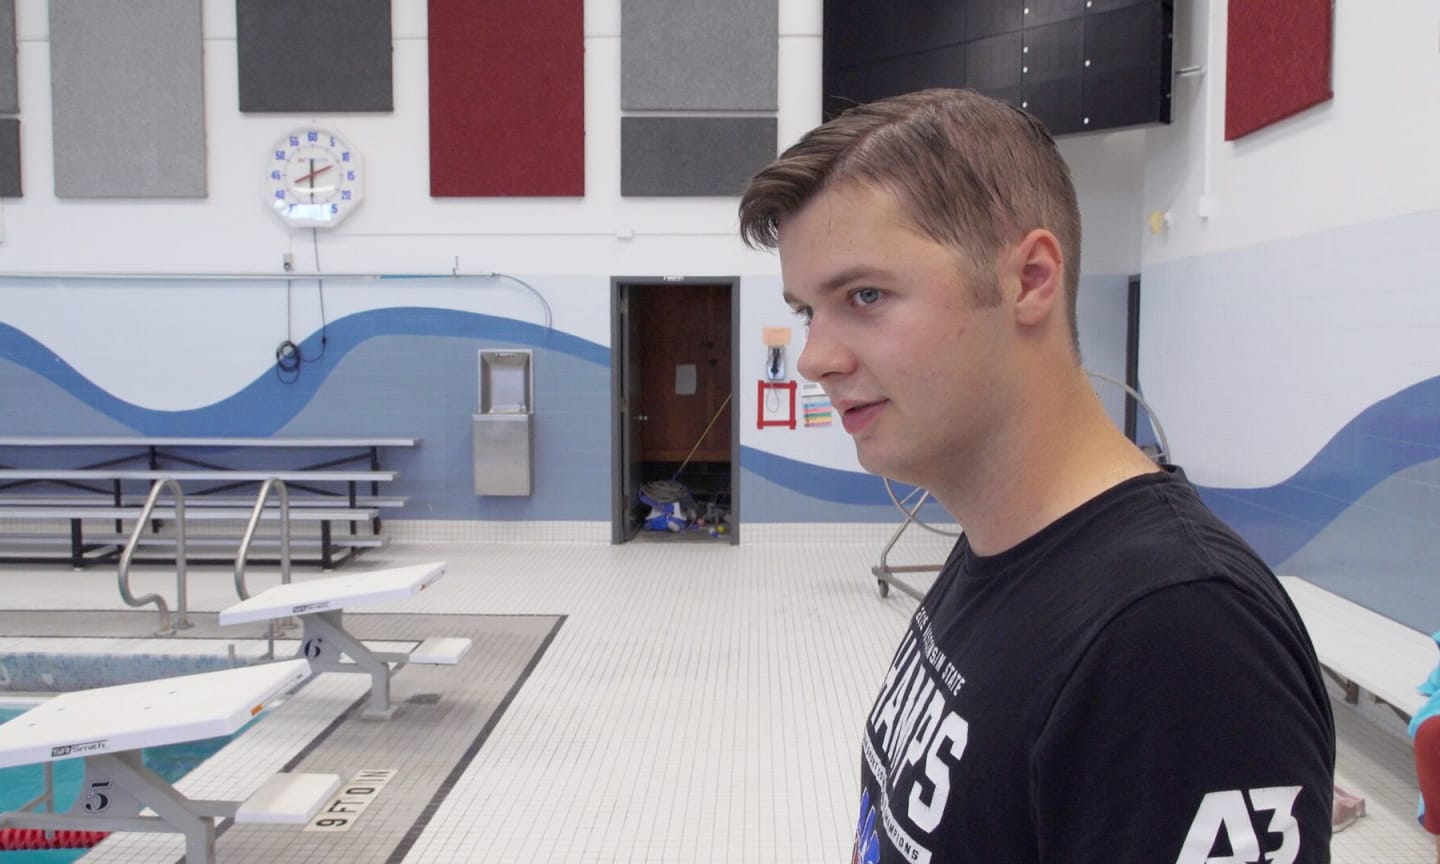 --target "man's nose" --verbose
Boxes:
[795,319,855,382]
